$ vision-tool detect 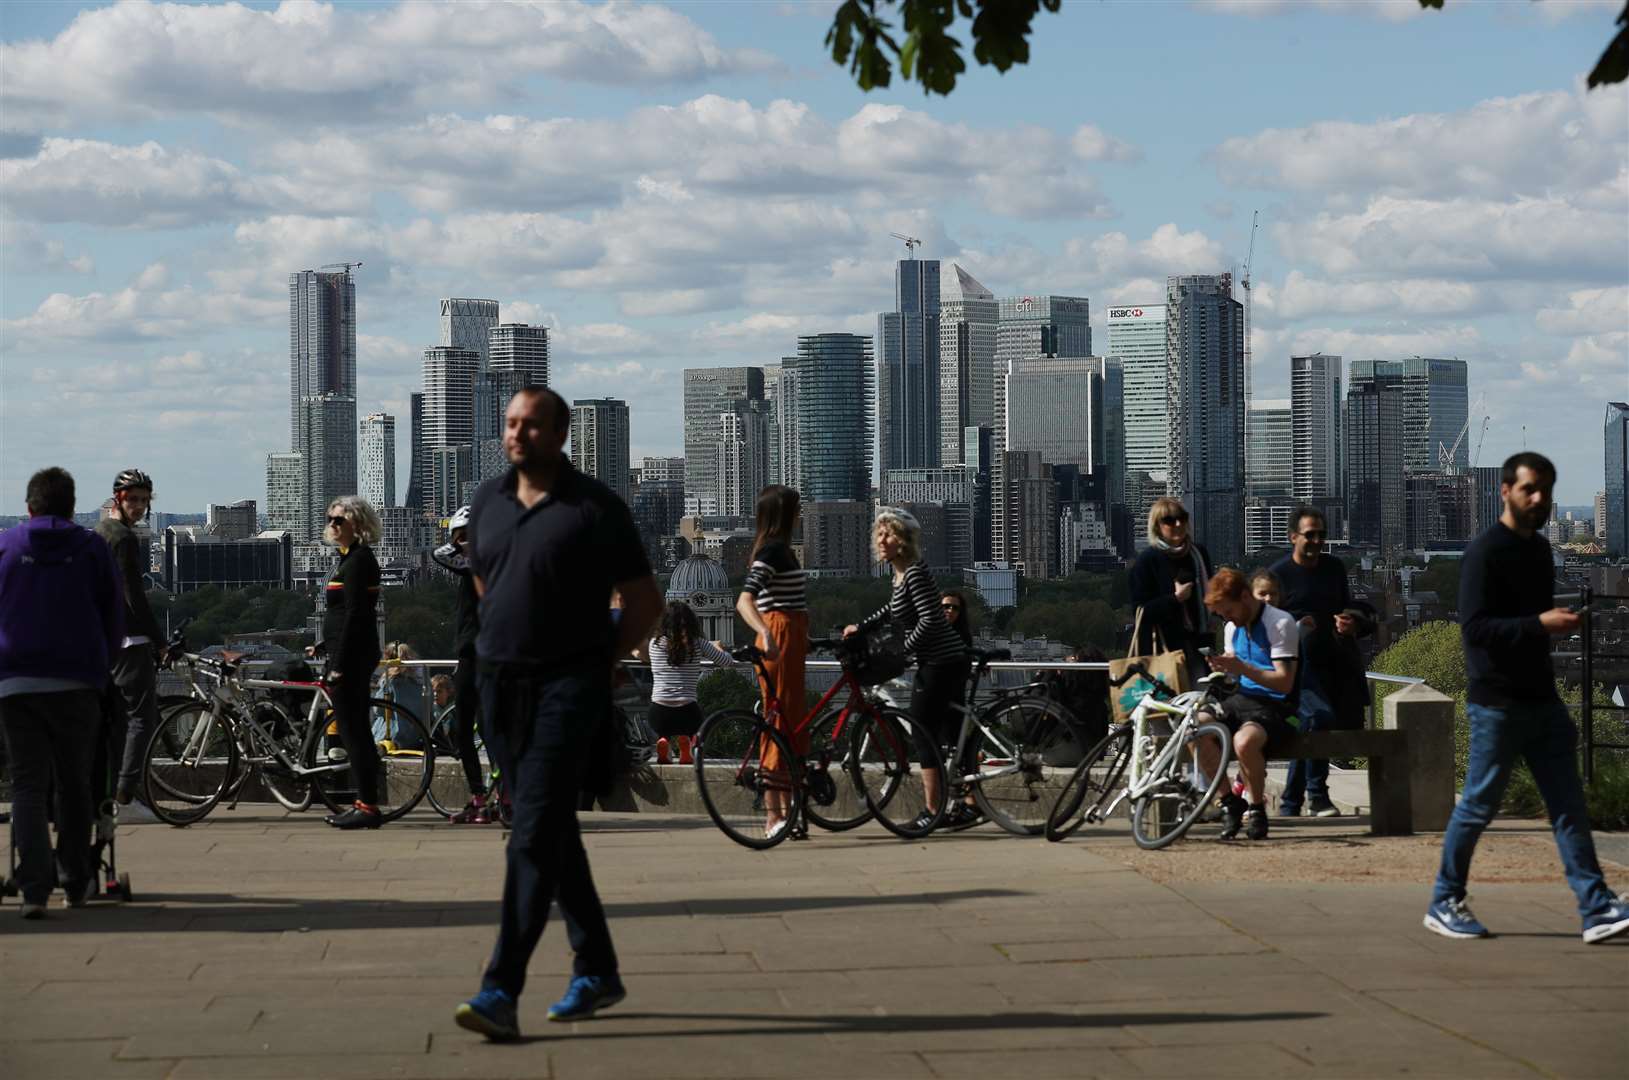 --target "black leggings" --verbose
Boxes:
[454,655,486,795]
[911,661,970,768]
[647,701,704,739]
[330,655,382,805]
